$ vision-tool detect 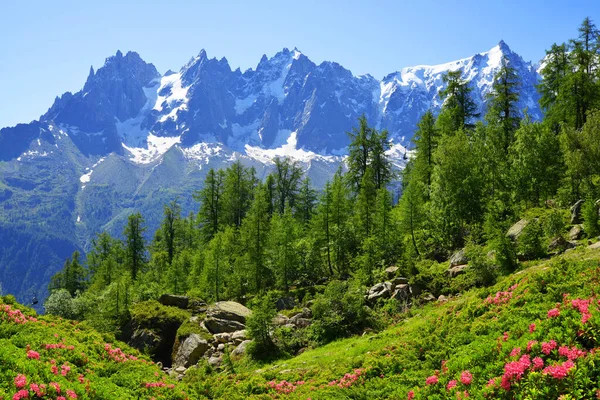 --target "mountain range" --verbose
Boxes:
[0,41,542,304]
